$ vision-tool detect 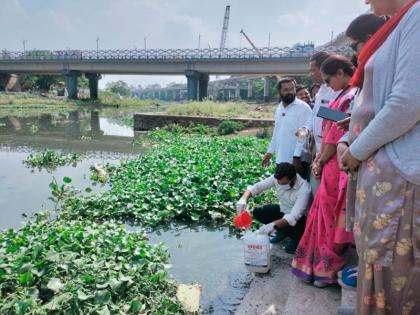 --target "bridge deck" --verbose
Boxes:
[0,46,351,76]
